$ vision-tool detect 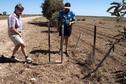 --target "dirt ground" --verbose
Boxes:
[0,16,126,84]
